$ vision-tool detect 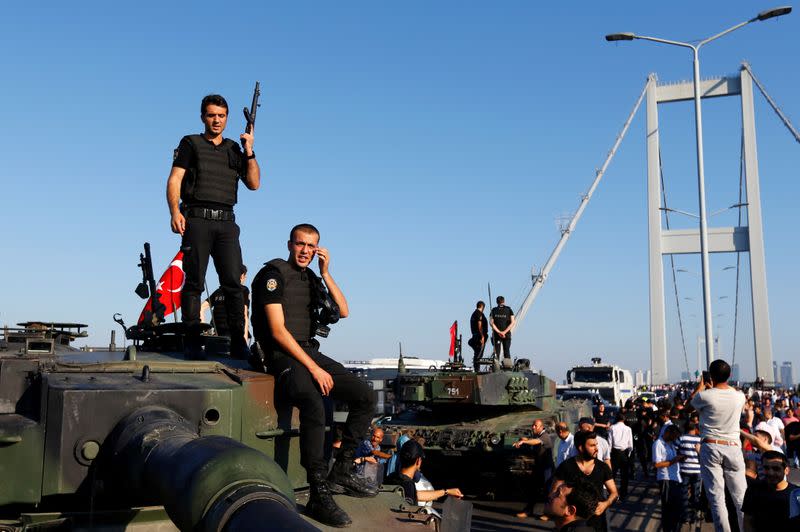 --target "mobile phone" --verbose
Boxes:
[702,371,711,383]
